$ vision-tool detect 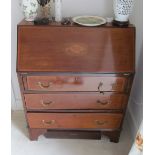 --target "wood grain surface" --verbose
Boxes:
[25,75,127,92]
[24,93,126,110]
[27,113,123,129]
[17,26,135,72]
